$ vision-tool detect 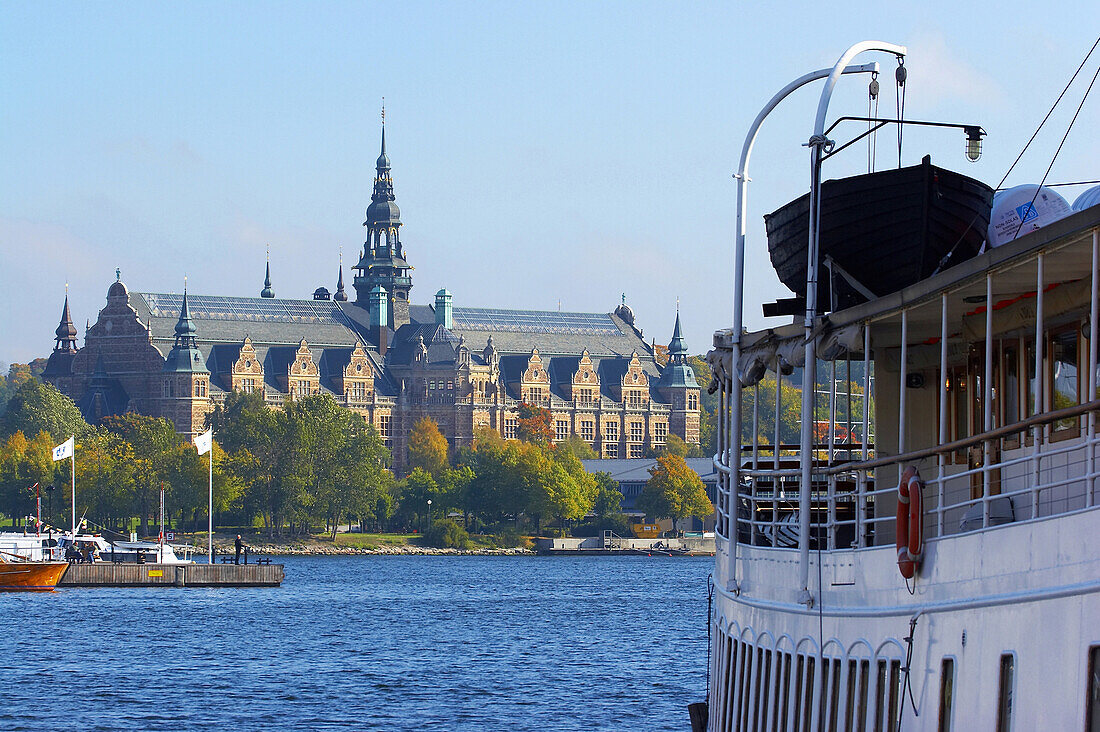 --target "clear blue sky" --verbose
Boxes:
[2,2,1098,366]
